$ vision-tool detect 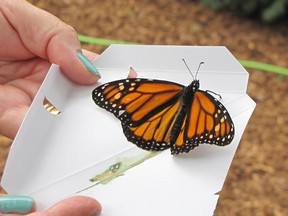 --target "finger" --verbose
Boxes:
[127,66,138,78]
[0,195,35,215]
[0,83,32,139]
[1,0,100,85]
[82,49,99,62]
[0,104,28,140]
[29,196,101,216]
